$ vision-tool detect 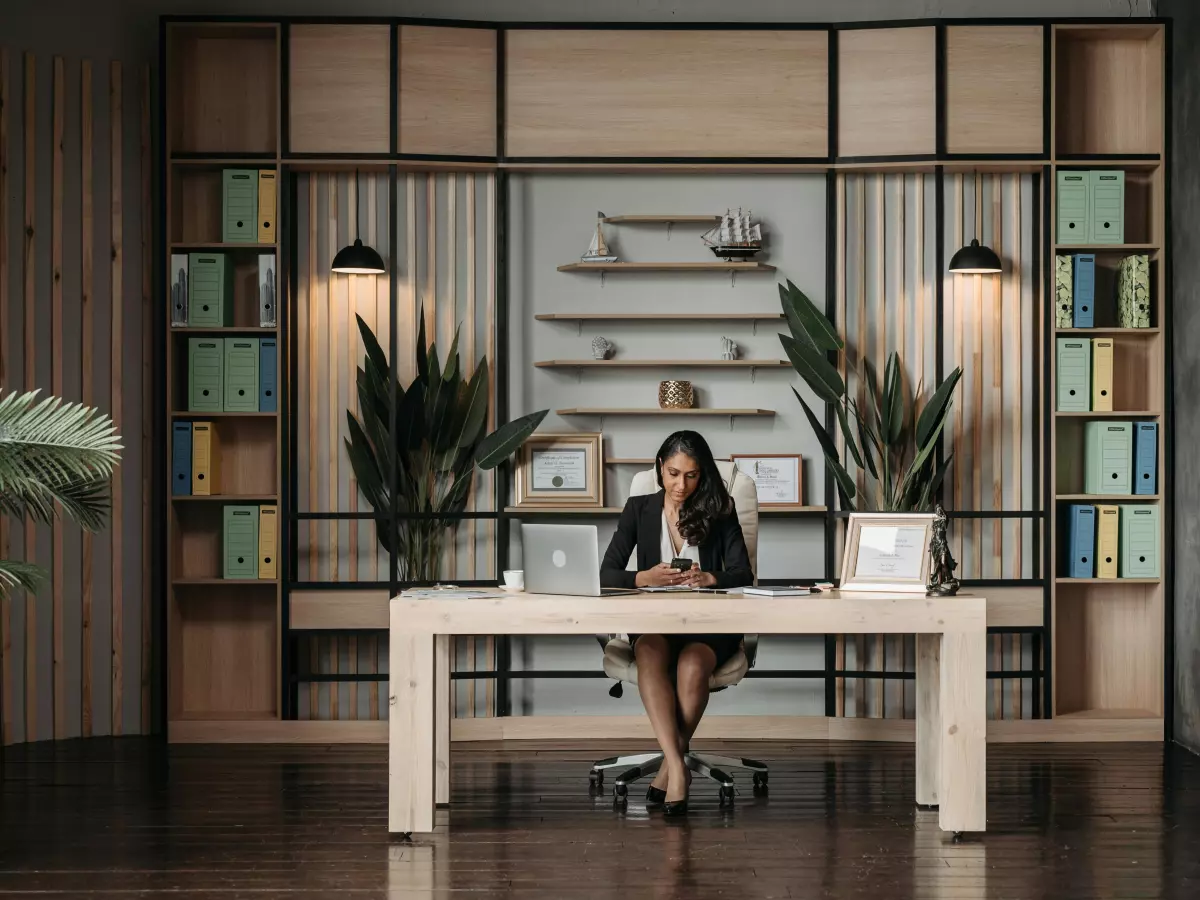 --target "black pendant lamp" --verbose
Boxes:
[332,169,386,275]
[948,174,1002,275]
